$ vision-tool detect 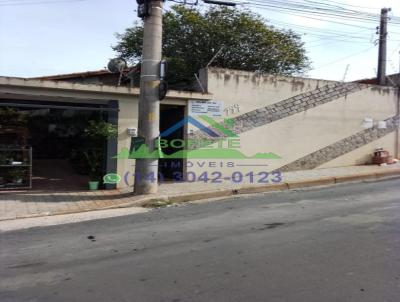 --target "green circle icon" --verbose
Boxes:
[103,173,122,184]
